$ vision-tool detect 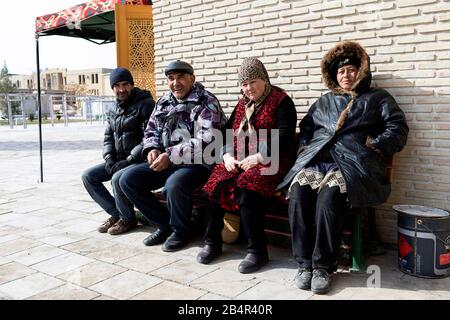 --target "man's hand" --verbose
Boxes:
[111,160,129,174]
[105,157,116,175]
[147,149,161,166]
[150,152,171,171]
[239,153,263,172]
[223,153,240,173]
